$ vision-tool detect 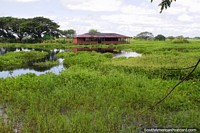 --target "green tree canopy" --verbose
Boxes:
[28,17,60,39]
[0,16,60,43]
[155,34,166,41]
[60,29,76,37]
[0,17,17,38]
[88,29,100,34]
[136,31,154,40]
